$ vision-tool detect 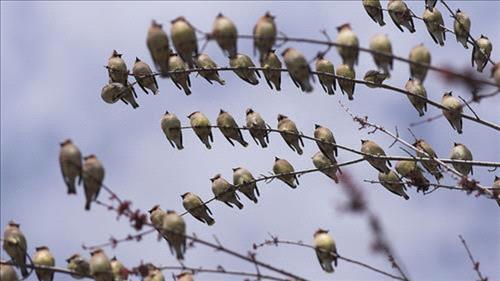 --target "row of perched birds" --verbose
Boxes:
[1,221,191,280]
